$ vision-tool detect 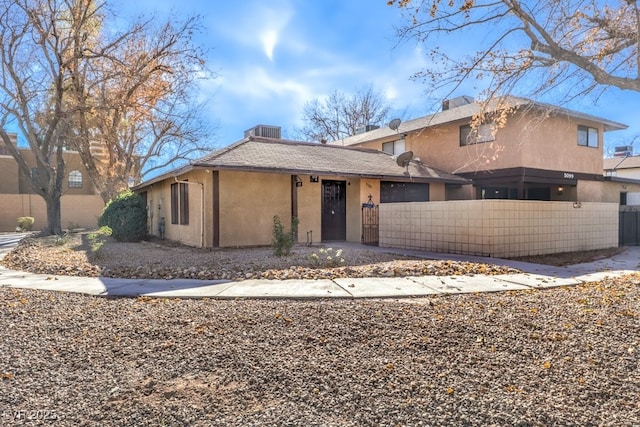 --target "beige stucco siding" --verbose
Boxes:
[0,156,20,193]
[142,171,206,248]
[351,110,606,178]
[515,113,604,174]
[346,178,361,242]
[360,178,380,206]
[218,170,291,247]
[295,175,322,244]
